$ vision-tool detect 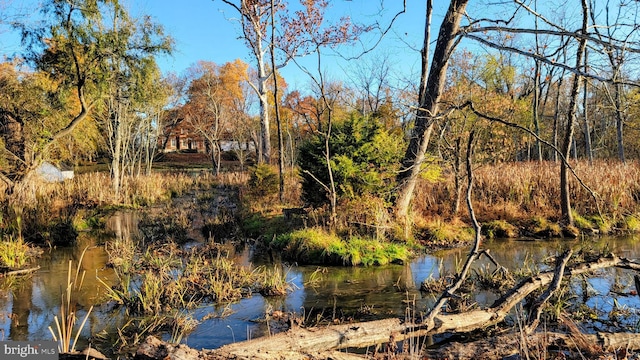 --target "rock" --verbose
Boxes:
[170,344,202,360]
[135,336,169,360]
[135,335,203,360]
